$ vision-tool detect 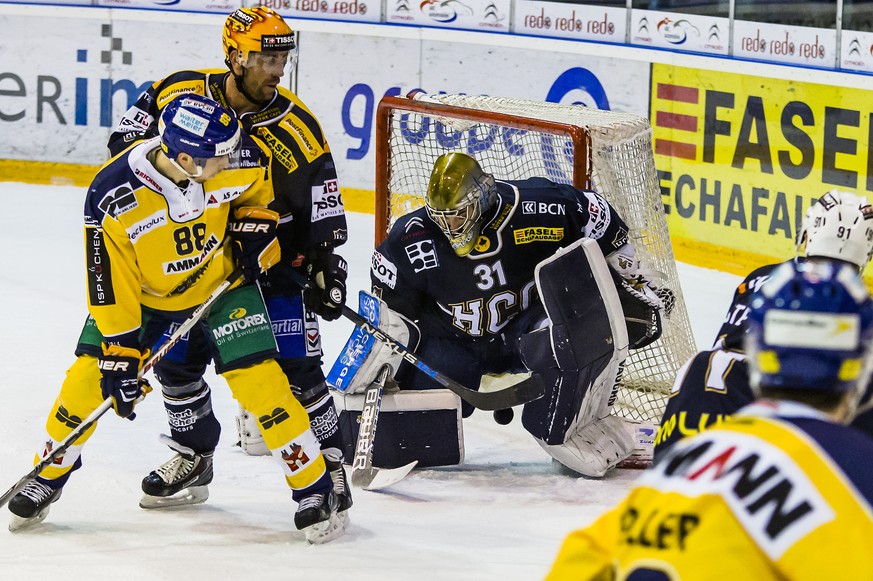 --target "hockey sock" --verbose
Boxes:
[301,387,343,453]
[161,379,221,453]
